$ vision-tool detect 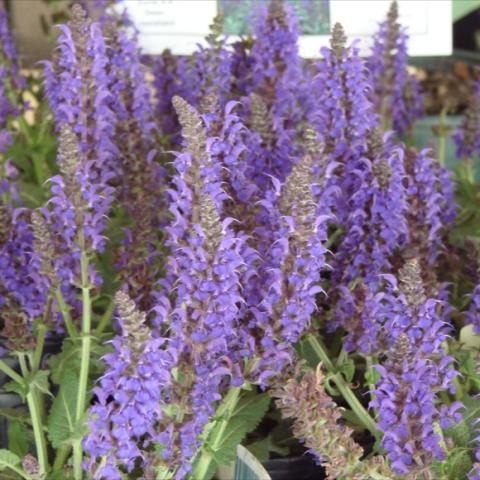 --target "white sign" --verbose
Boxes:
[121,0,452,57]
